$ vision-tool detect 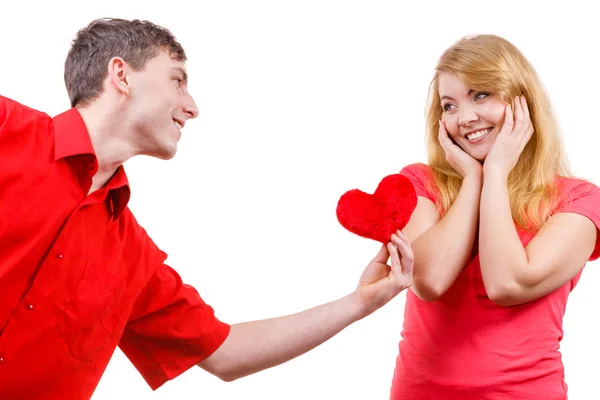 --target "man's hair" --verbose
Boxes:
[64,18,186,107]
